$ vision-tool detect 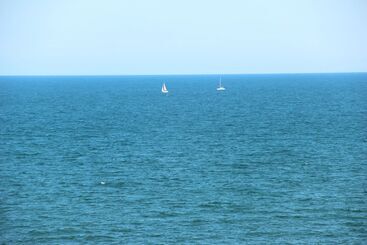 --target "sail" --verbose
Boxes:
[162,83,168,93]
